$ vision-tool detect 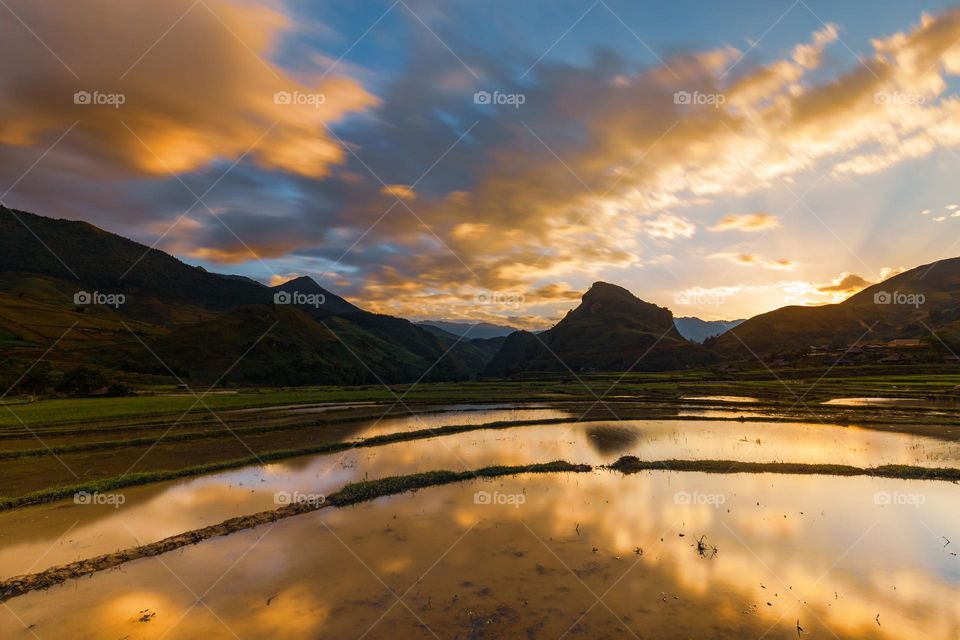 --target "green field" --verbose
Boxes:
[4,367,960,428]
